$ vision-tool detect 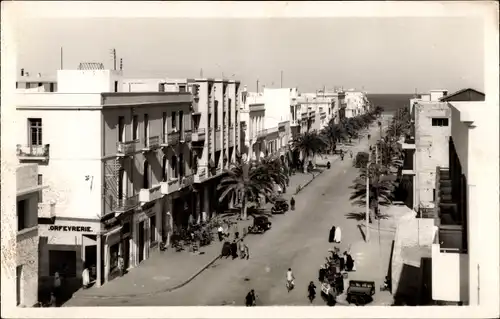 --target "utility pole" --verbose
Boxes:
[60,47,64,70]
[200,68,203,78]
[280,70,283,88]
[257,79,259,93]
[366,150,371,242]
